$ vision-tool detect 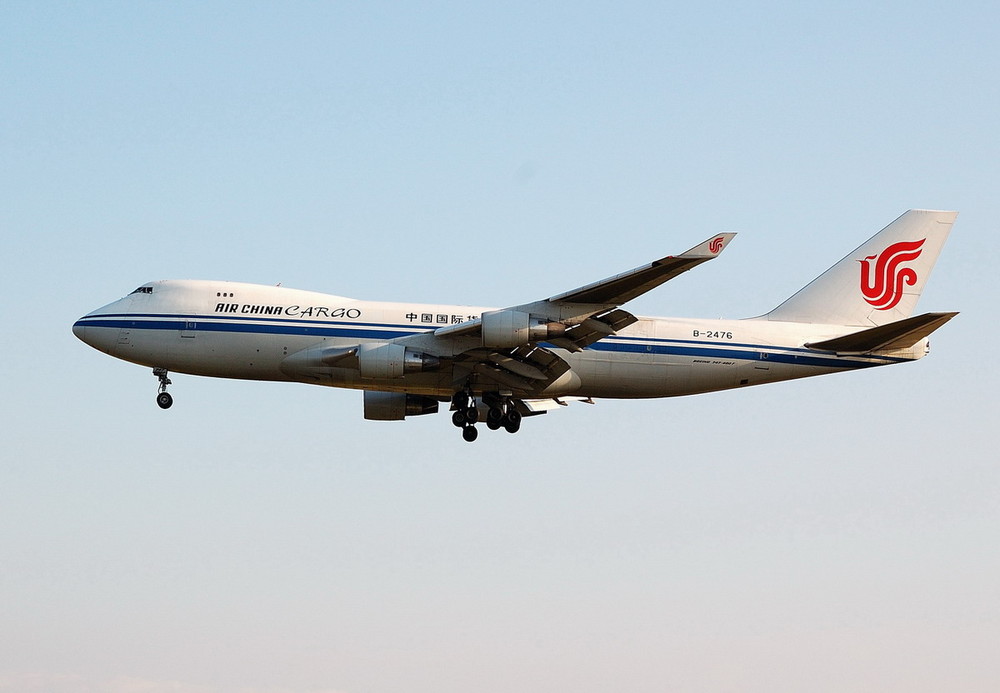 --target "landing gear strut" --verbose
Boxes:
[153,368,173,409]
[451,389,479,442]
